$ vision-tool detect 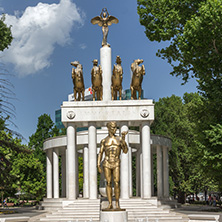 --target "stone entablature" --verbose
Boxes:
[43,132,171,152]
[61,100,154,127]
